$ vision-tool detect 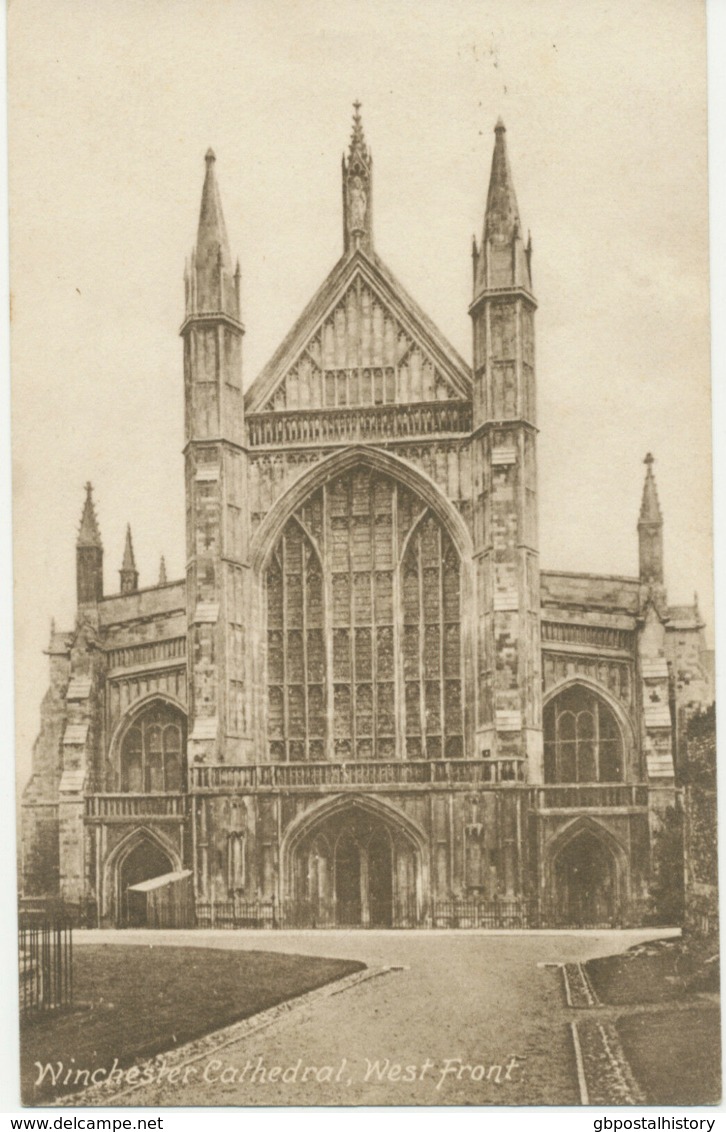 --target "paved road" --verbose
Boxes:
[74,928,675,1107]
